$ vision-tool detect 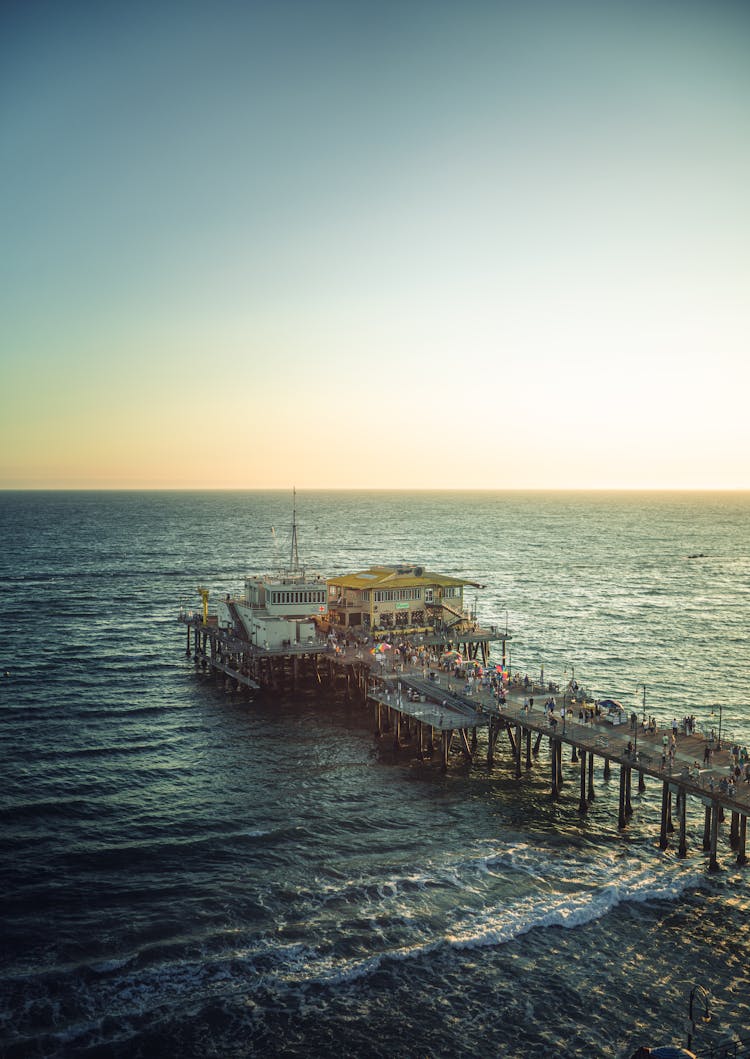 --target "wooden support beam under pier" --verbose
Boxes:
[578,749,588,814]
[703,805,712,852]
[441,730,452,771]
[550,738,562,800]
[459,728,474,763]
[738,815,748,867]
[678,788,688,858]
[659,781,670,848]
[709,804,721,871]
[487,719,500,768]
[730,810,740,850]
